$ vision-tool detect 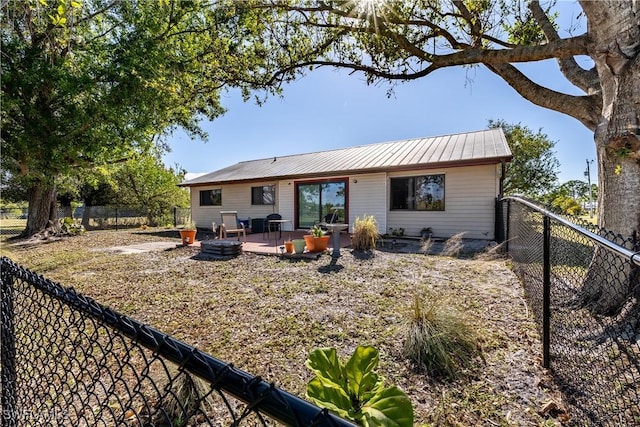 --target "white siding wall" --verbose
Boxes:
[277,180,295,230]
[387,164,499,239]
[189,164,499,238]
[190,182,279,230]
[348,173,387,233]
